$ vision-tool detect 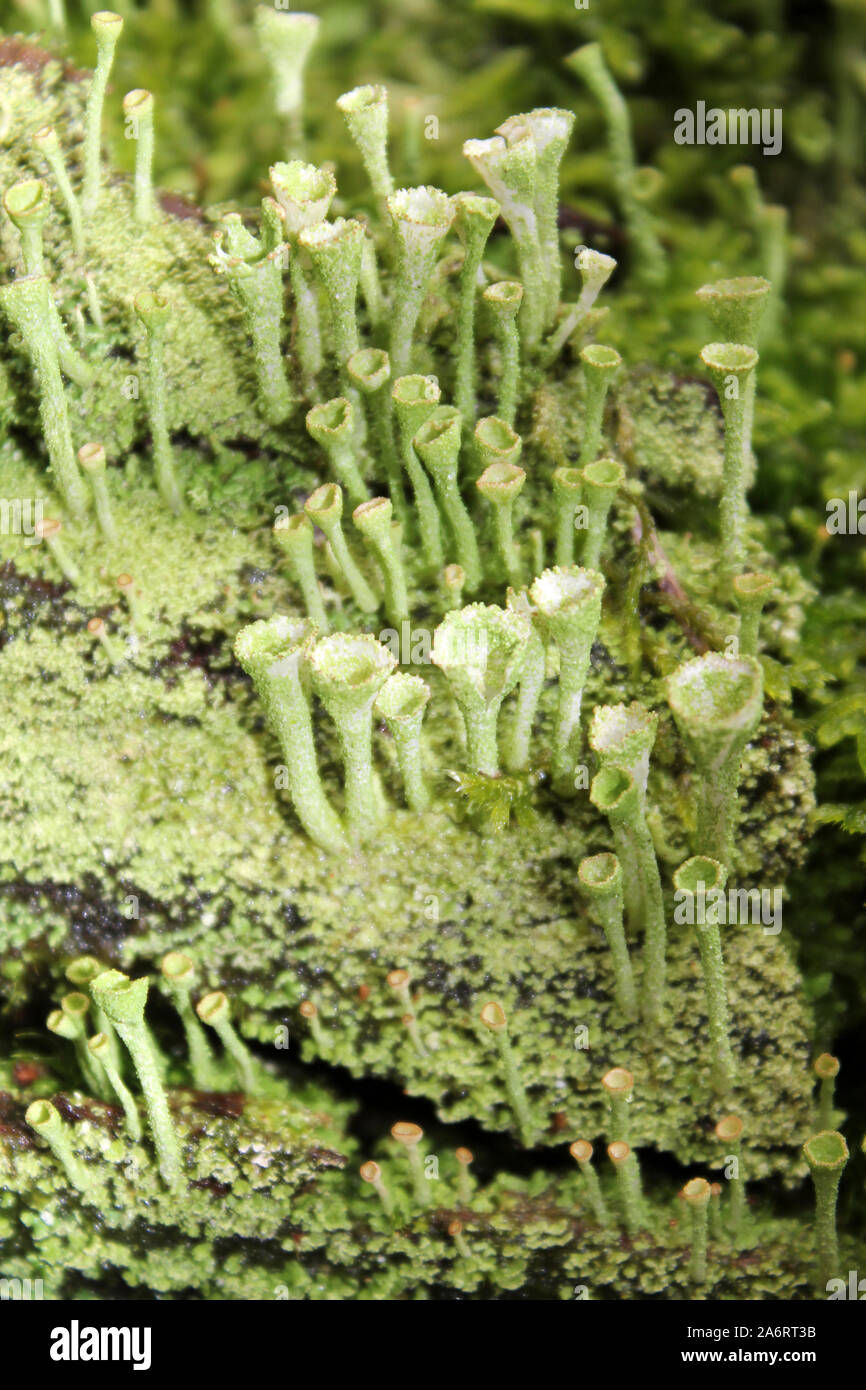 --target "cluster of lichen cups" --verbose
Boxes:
[1,11,853,1298]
